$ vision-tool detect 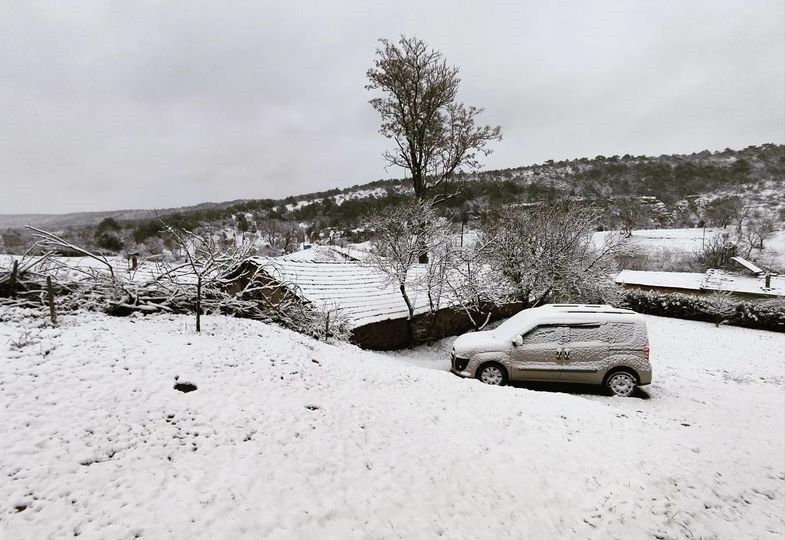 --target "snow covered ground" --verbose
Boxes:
[1,309,783,538]
[593,228,785,271]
